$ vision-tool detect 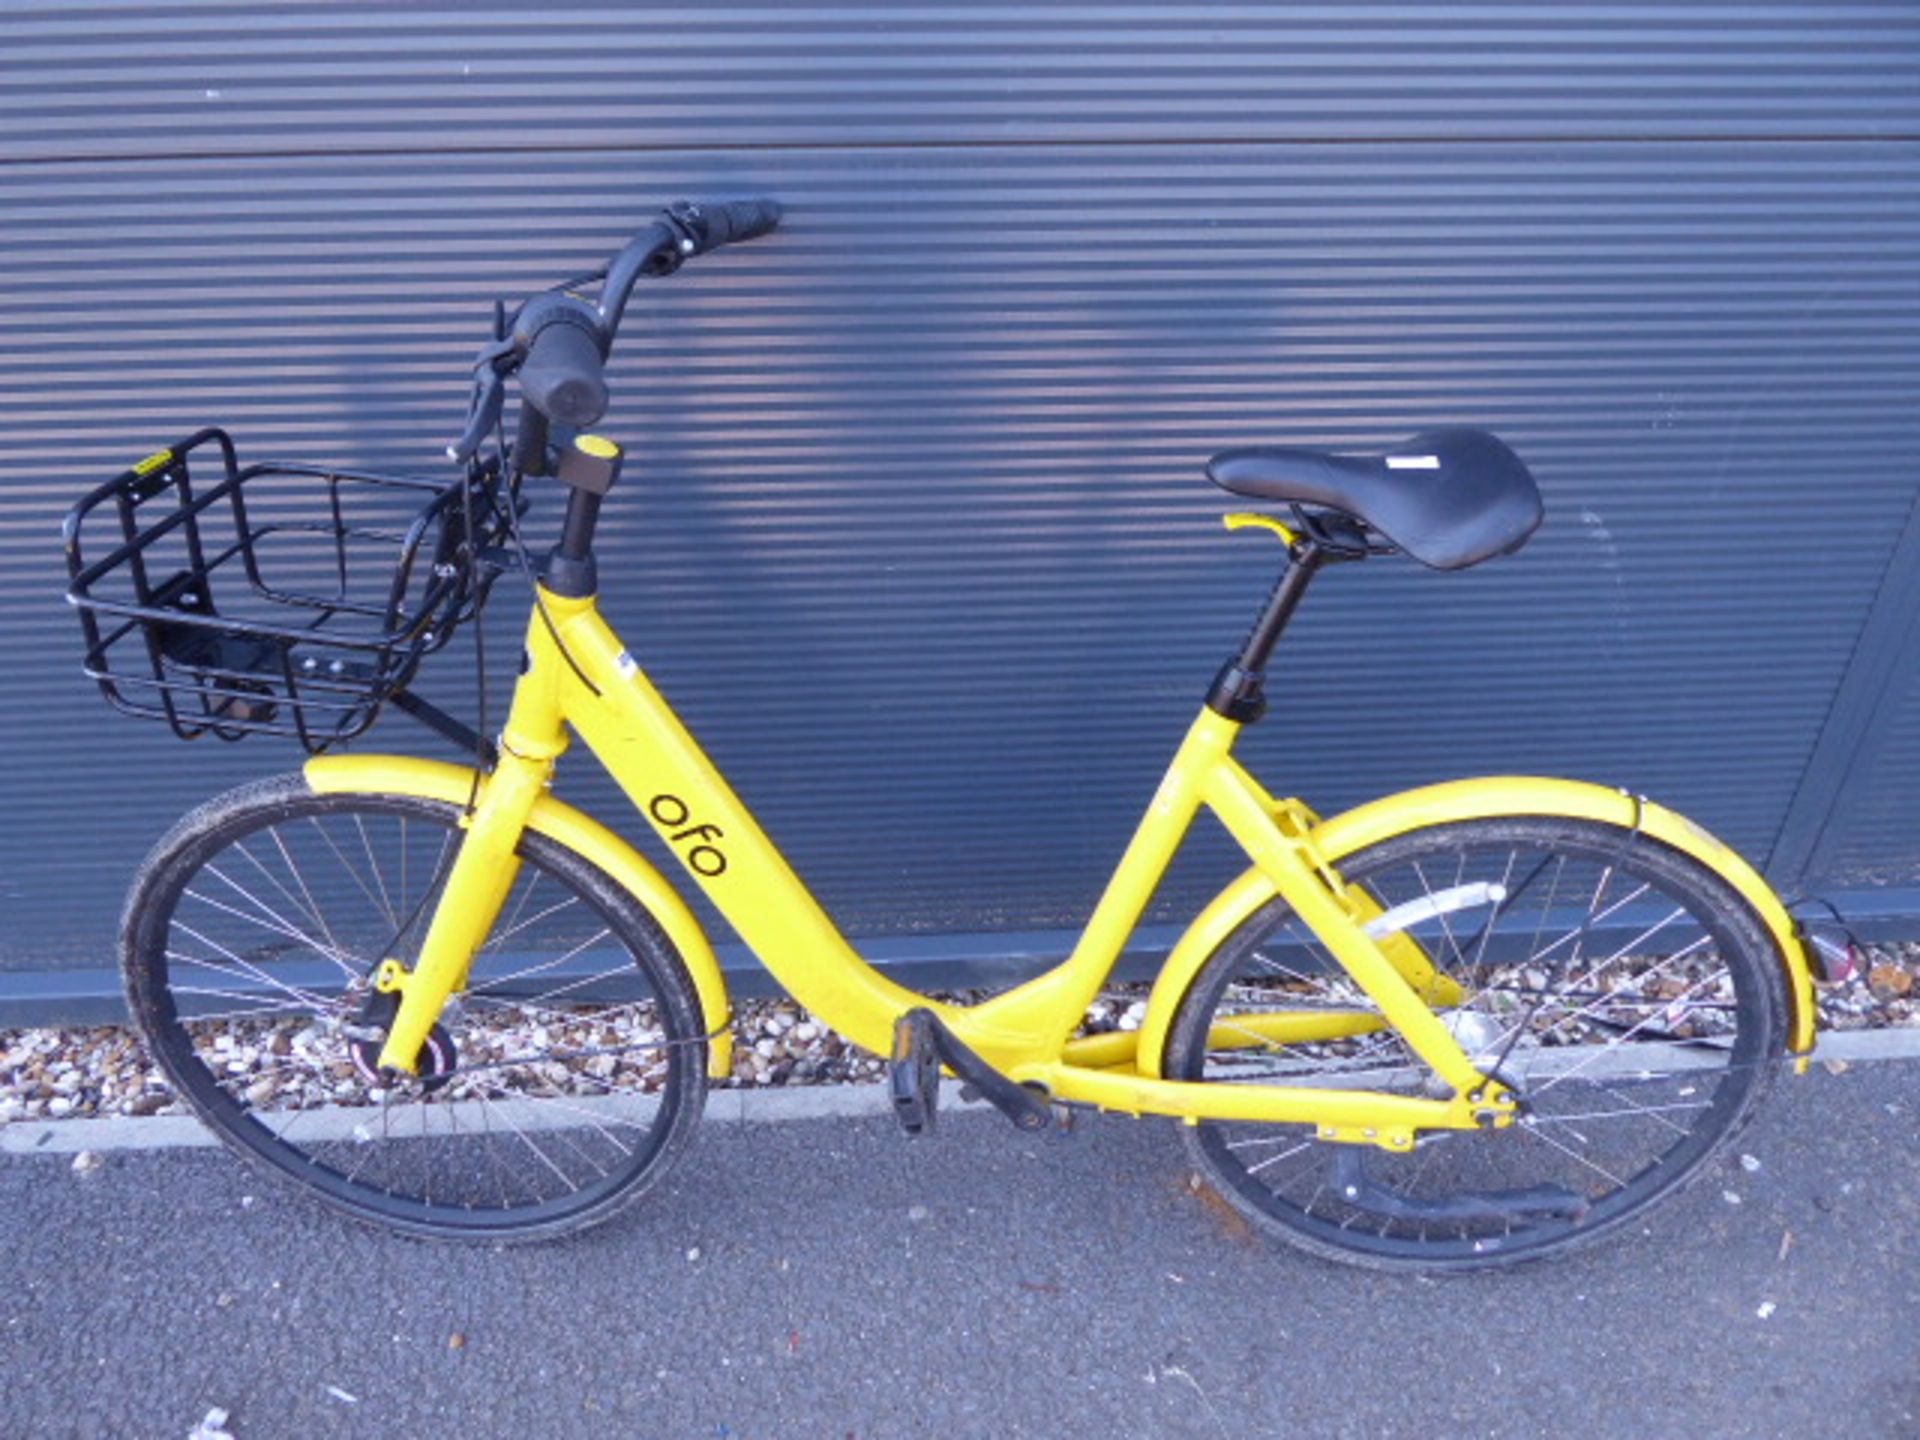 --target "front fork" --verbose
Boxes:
[372,744,553,1074]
